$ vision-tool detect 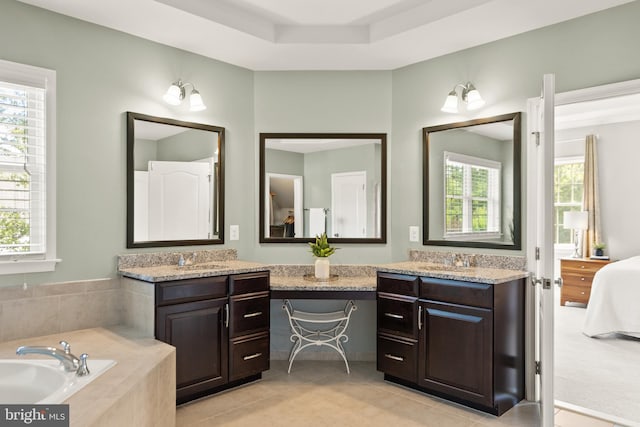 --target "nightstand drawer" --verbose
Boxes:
[561,259,610,275]
[561,283,591,304]
[562,274,594,287]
